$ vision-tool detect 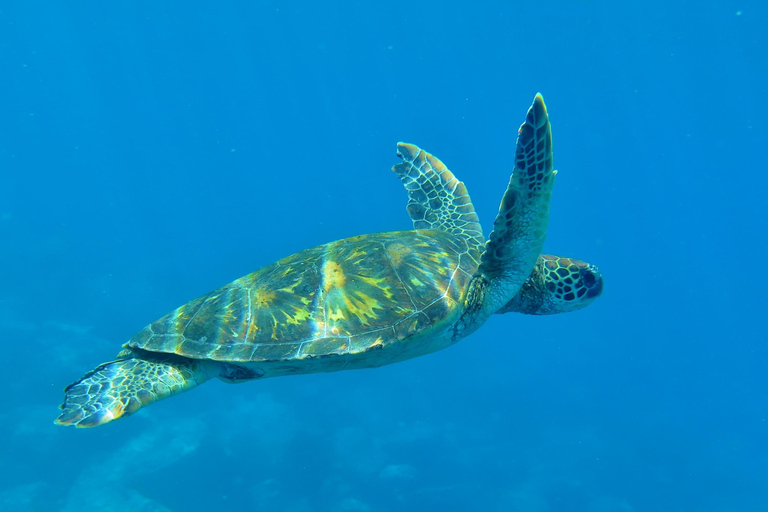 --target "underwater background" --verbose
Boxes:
[1,1,766,510]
